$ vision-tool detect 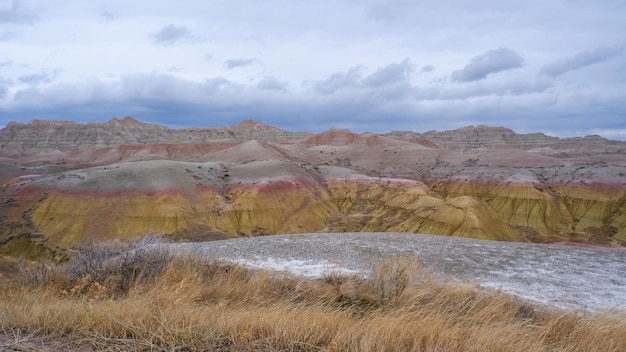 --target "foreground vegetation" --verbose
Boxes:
[1,238,625,351]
